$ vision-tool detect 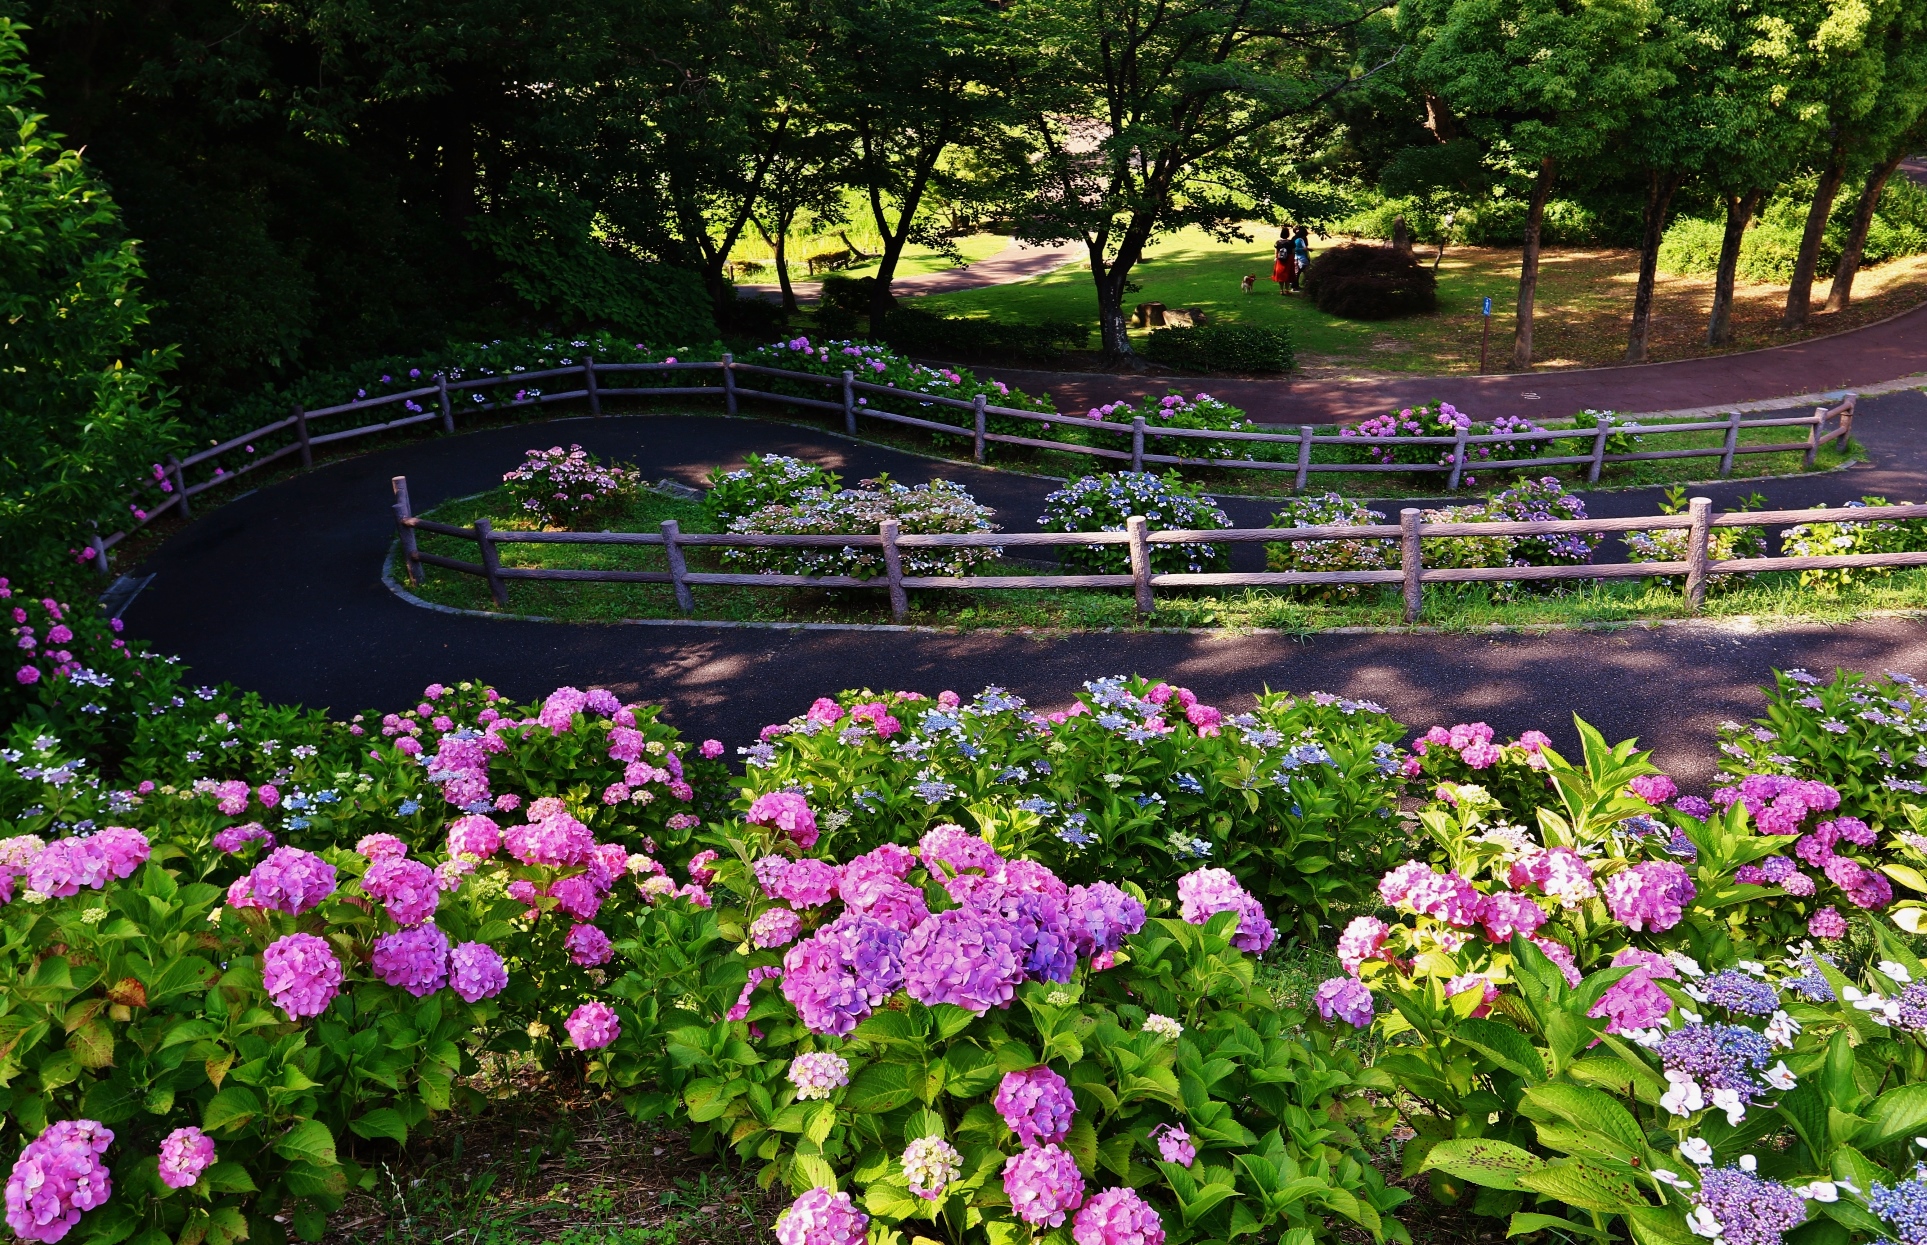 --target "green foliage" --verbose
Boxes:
[1779,497,1927,591]
[1660,176,1927,283]
[876,307,1092,362]
[1137,324,1294,374]
[0,18,179,589]
[705,454,843,528]
[1300,246,1439,320]
[1264,495,1394,601]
